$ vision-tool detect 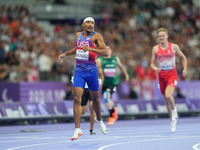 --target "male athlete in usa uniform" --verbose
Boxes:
[71,59,104,135]
[58,17,108,140]
[151,27,187,132]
